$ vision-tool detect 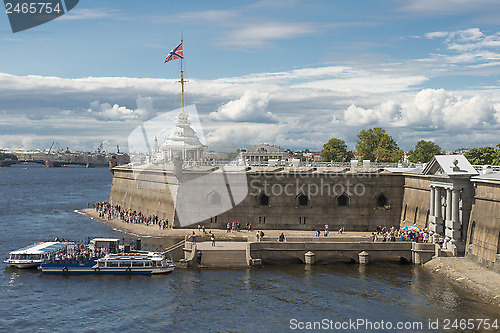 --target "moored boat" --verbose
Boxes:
[40,256,101,273]
[92,252,175,274]
[40,238,121,273]
[4,242,69,268]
